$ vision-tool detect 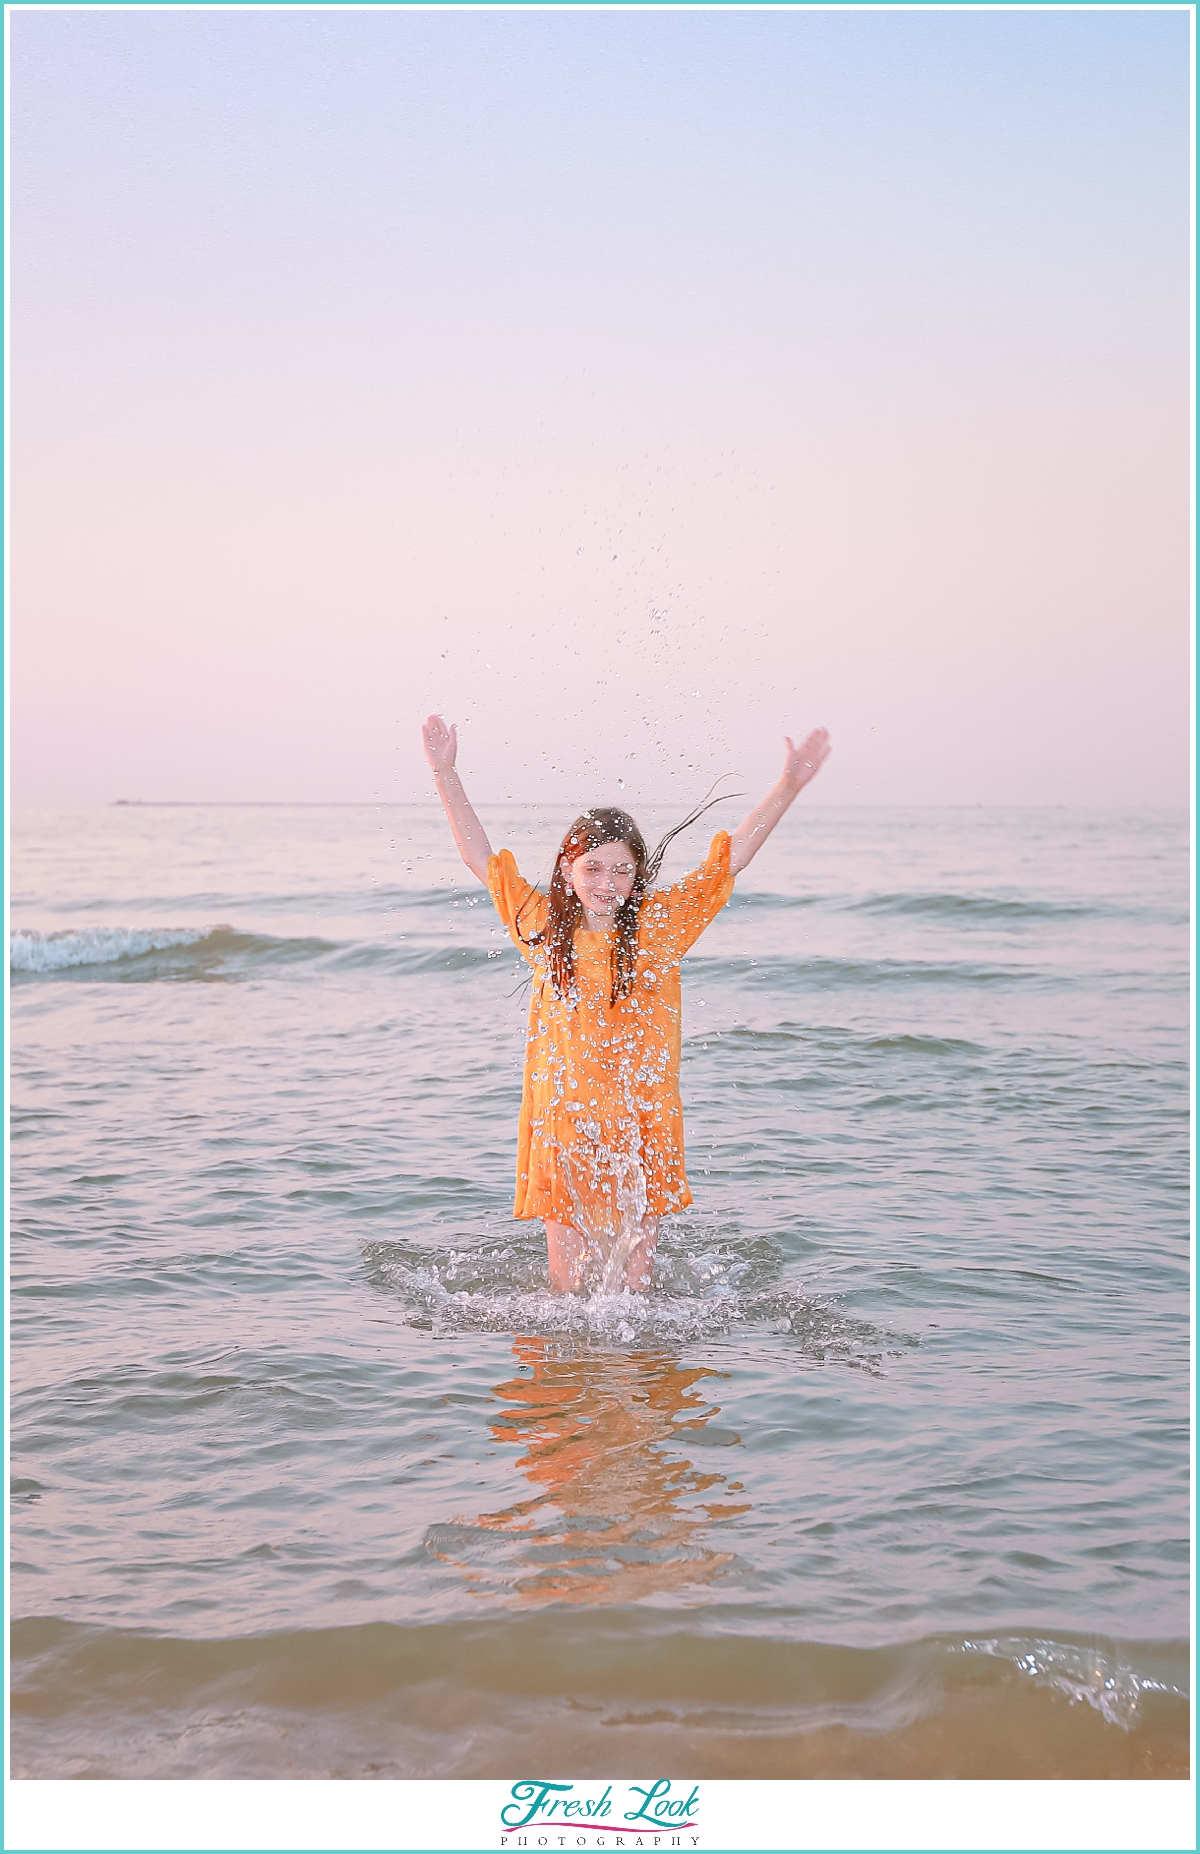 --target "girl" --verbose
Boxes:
[421,715,831,1295]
